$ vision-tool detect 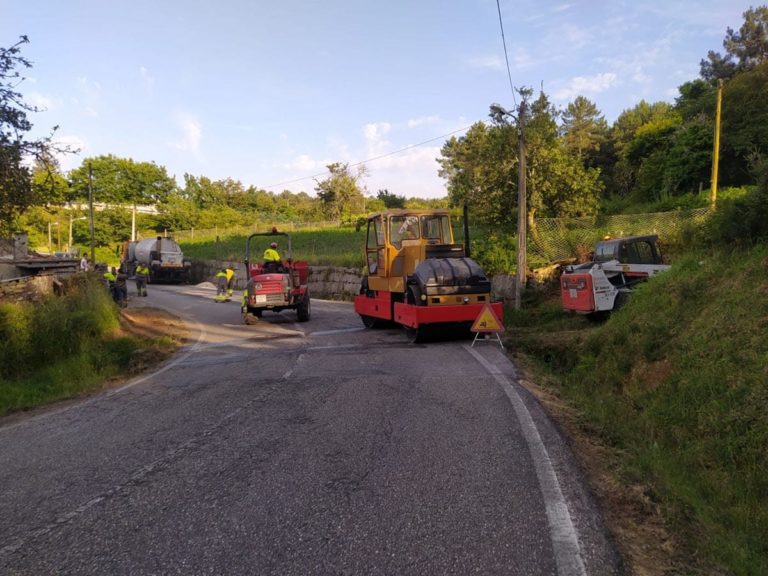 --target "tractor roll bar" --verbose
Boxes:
[244,230,292,269]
